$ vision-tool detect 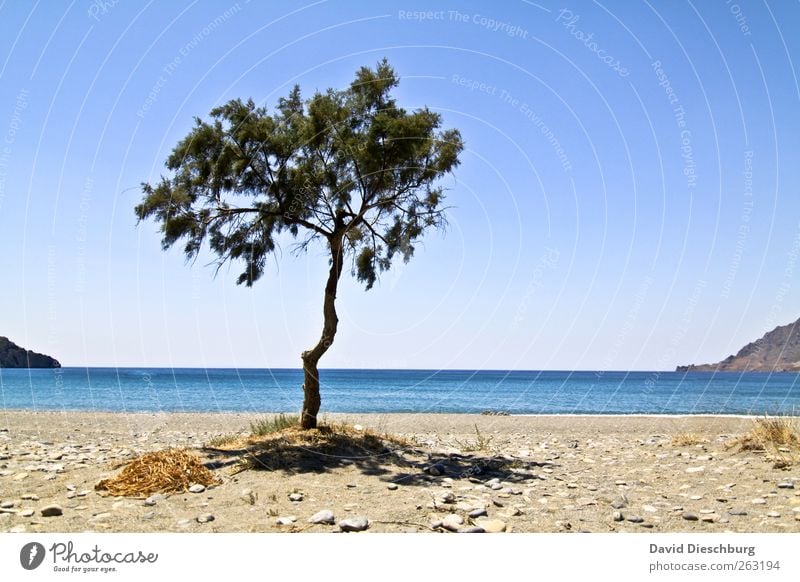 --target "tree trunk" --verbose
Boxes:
[300,236,344,429]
